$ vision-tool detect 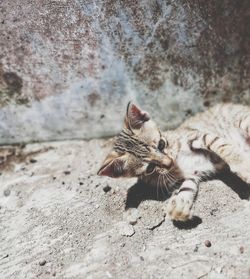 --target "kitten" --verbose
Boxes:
[98,102,250,221]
